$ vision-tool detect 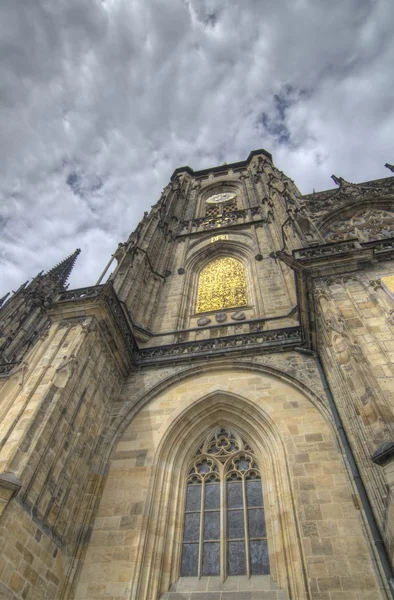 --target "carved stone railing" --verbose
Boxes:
[136,326,302,364]
[57,286,102,301]
[179,207,263,235]
[362,237,394,253]
[293,240,360,260]
[293,237,394,262]
[56,286,301,366]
